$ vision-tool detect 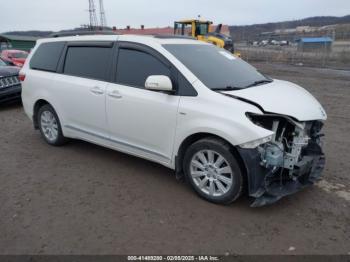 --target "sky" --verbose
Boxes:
[1,0,350,32]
